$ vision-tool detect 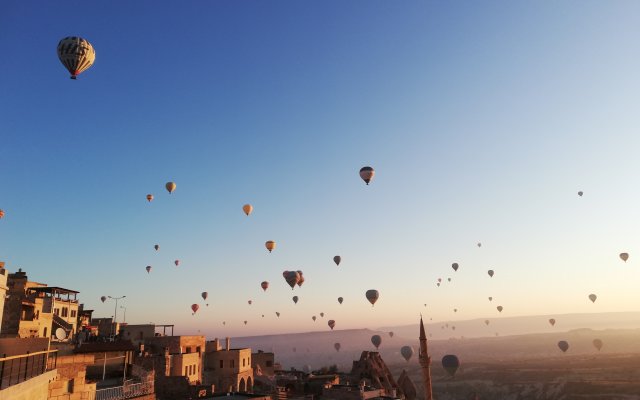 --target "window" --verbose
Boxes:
[266,361,273,367]
[185,366,188,376]
[220,360,223,369]
[70,310,76,318]
[54,308,60,316]
[62,308,68,317]
[243,358,245,367]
